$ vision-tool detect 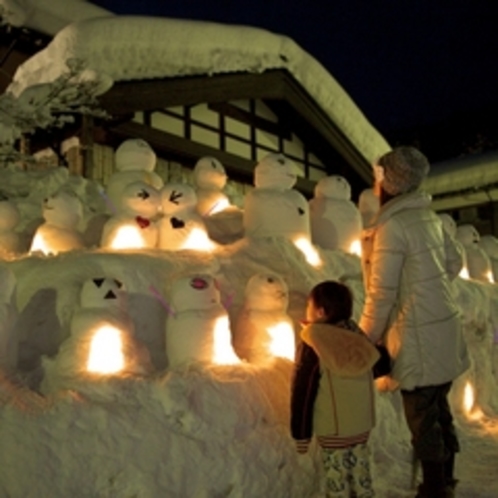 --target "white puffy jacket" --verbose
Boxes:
[359,191,469,390]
